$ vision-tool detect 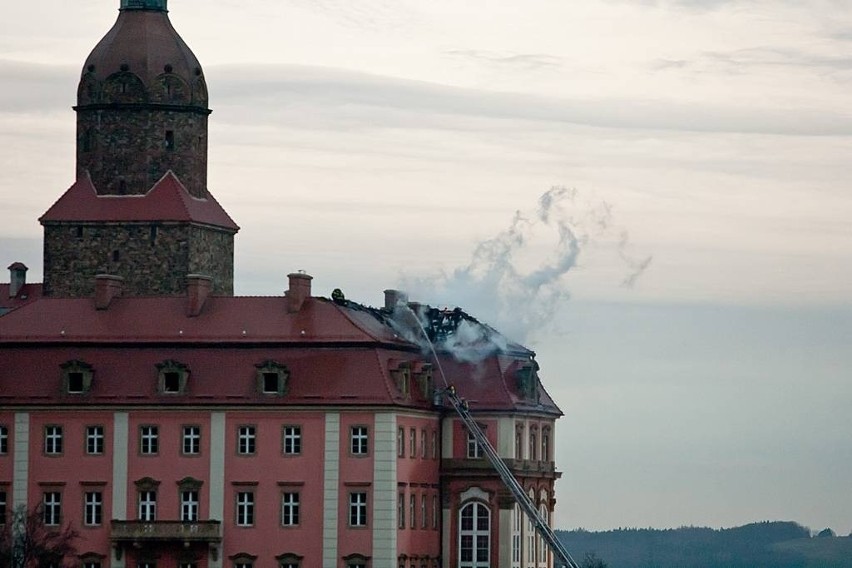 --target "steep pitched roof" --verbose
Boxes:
[39,173,238,230]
